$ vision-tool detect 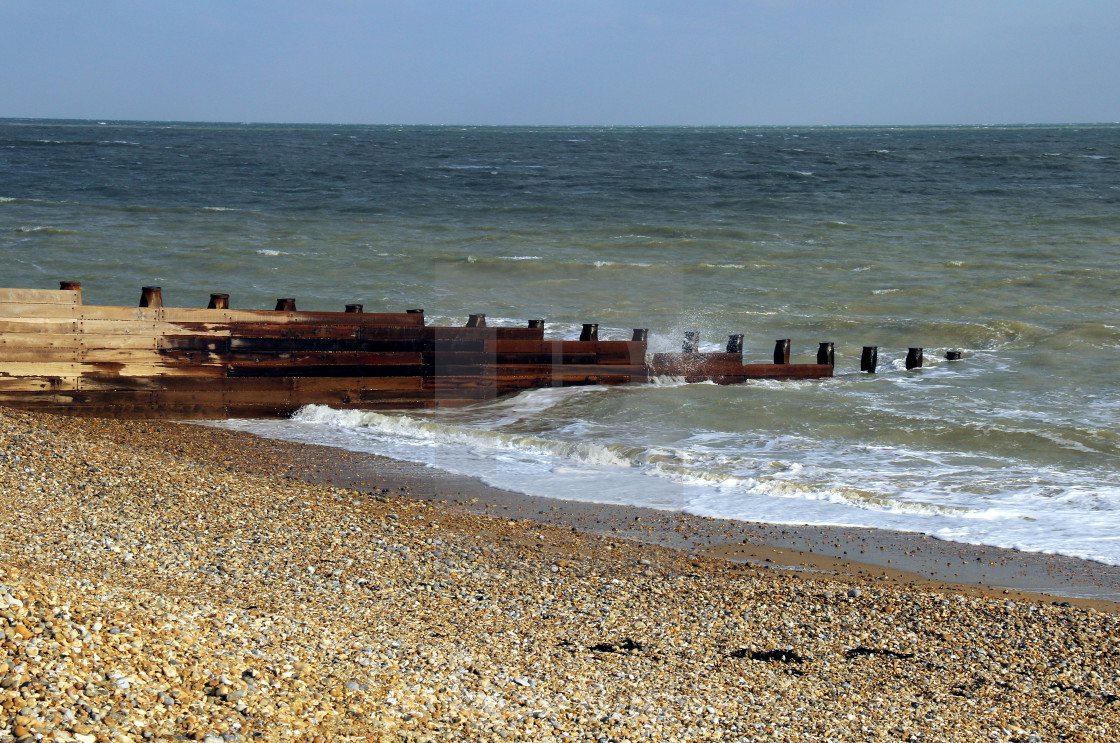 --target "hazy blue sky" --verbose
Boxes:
[2,0,1117,126]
